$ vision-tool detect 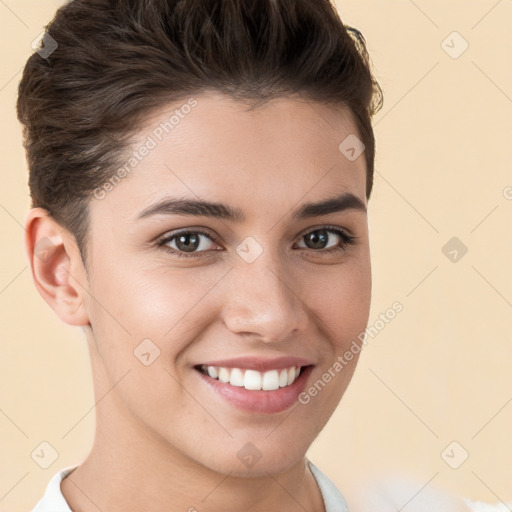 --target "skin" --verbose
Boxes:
[25,91,372,512]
